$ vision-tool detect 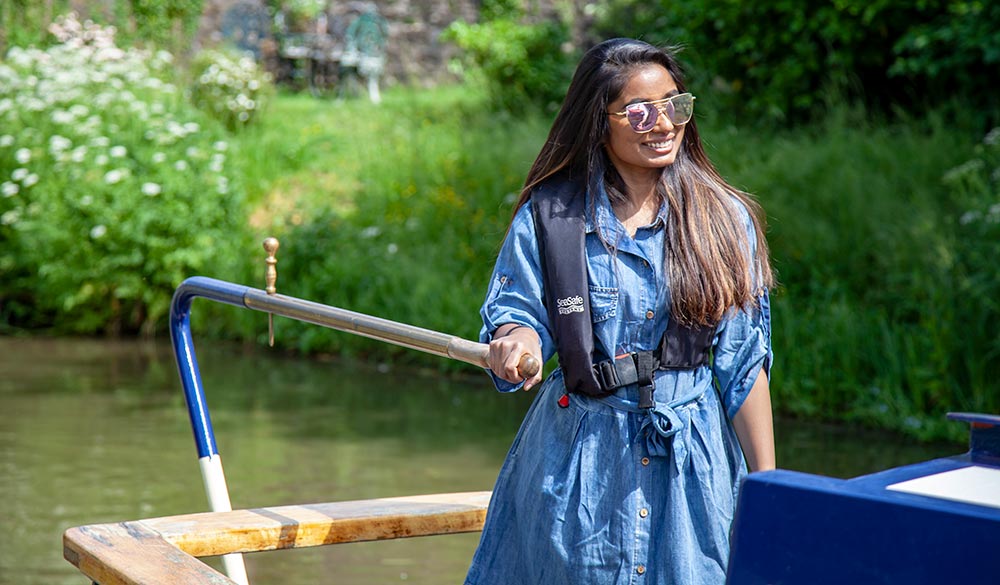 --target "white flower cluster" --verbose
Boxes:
[190,49,272,127]
[0,13,231,232]
[49,13,115,47]
[951,127,1000,227]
